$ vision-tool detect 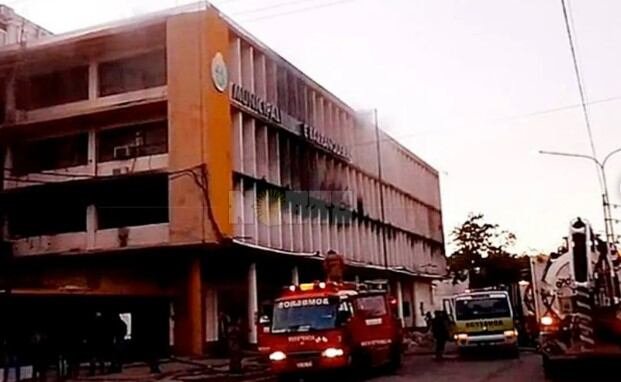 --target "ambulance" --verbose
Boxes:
[445,288,519,356]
